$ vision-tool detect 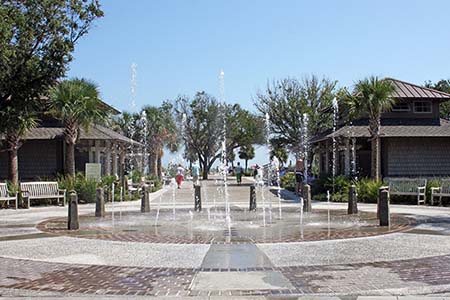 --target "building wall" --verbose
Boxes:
[0,140,64,180]
[384,137,450,177]
[382,101,440,120]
